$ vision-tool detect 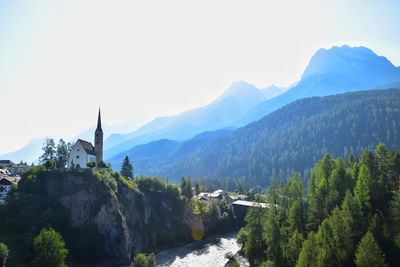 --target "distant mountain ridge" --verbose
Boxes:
[234,45,400,126]
[104,81,278,159]
[109,45,400,162]
[110,88,400,186]
[108,128,233,170]
[0,138,45,164]
[4,45,400,165]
